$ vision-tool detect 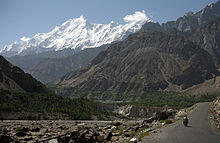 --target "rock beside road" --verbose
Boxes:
[0,120,149,143]
[0,107,191,142]
[210,96,220,129]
